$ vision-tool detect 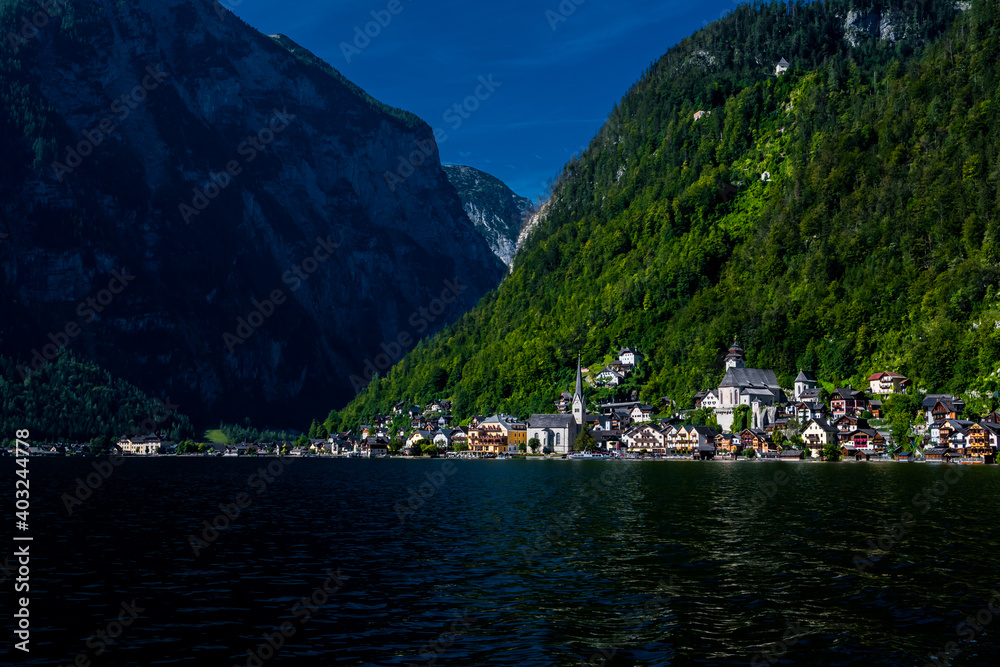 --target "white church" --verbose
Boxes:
[711,342,784,433]
[527,357,587,454]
